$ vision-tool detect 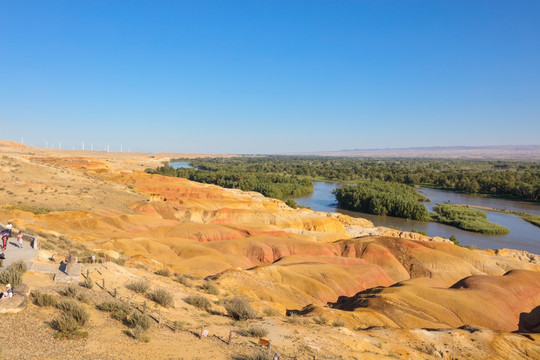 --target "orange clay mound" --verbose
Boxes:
[331,269,540,332]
